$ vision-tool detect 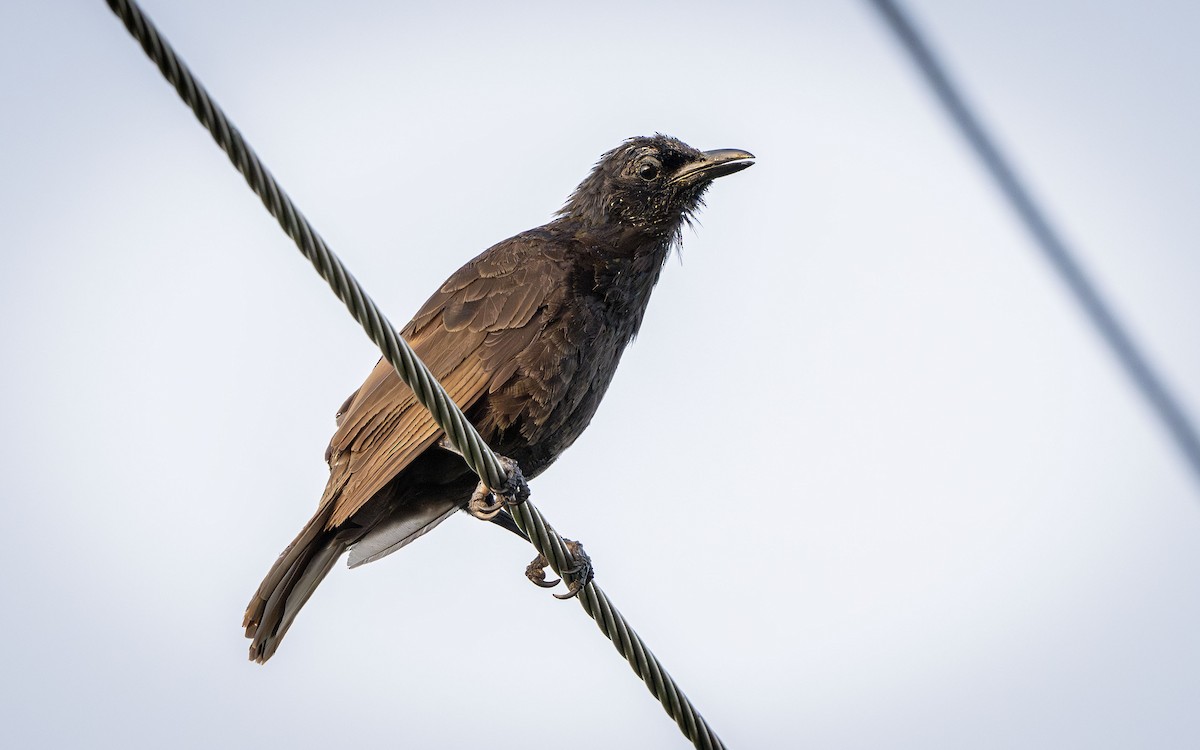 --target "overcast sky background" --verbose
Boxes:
[2,1,1198,748]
